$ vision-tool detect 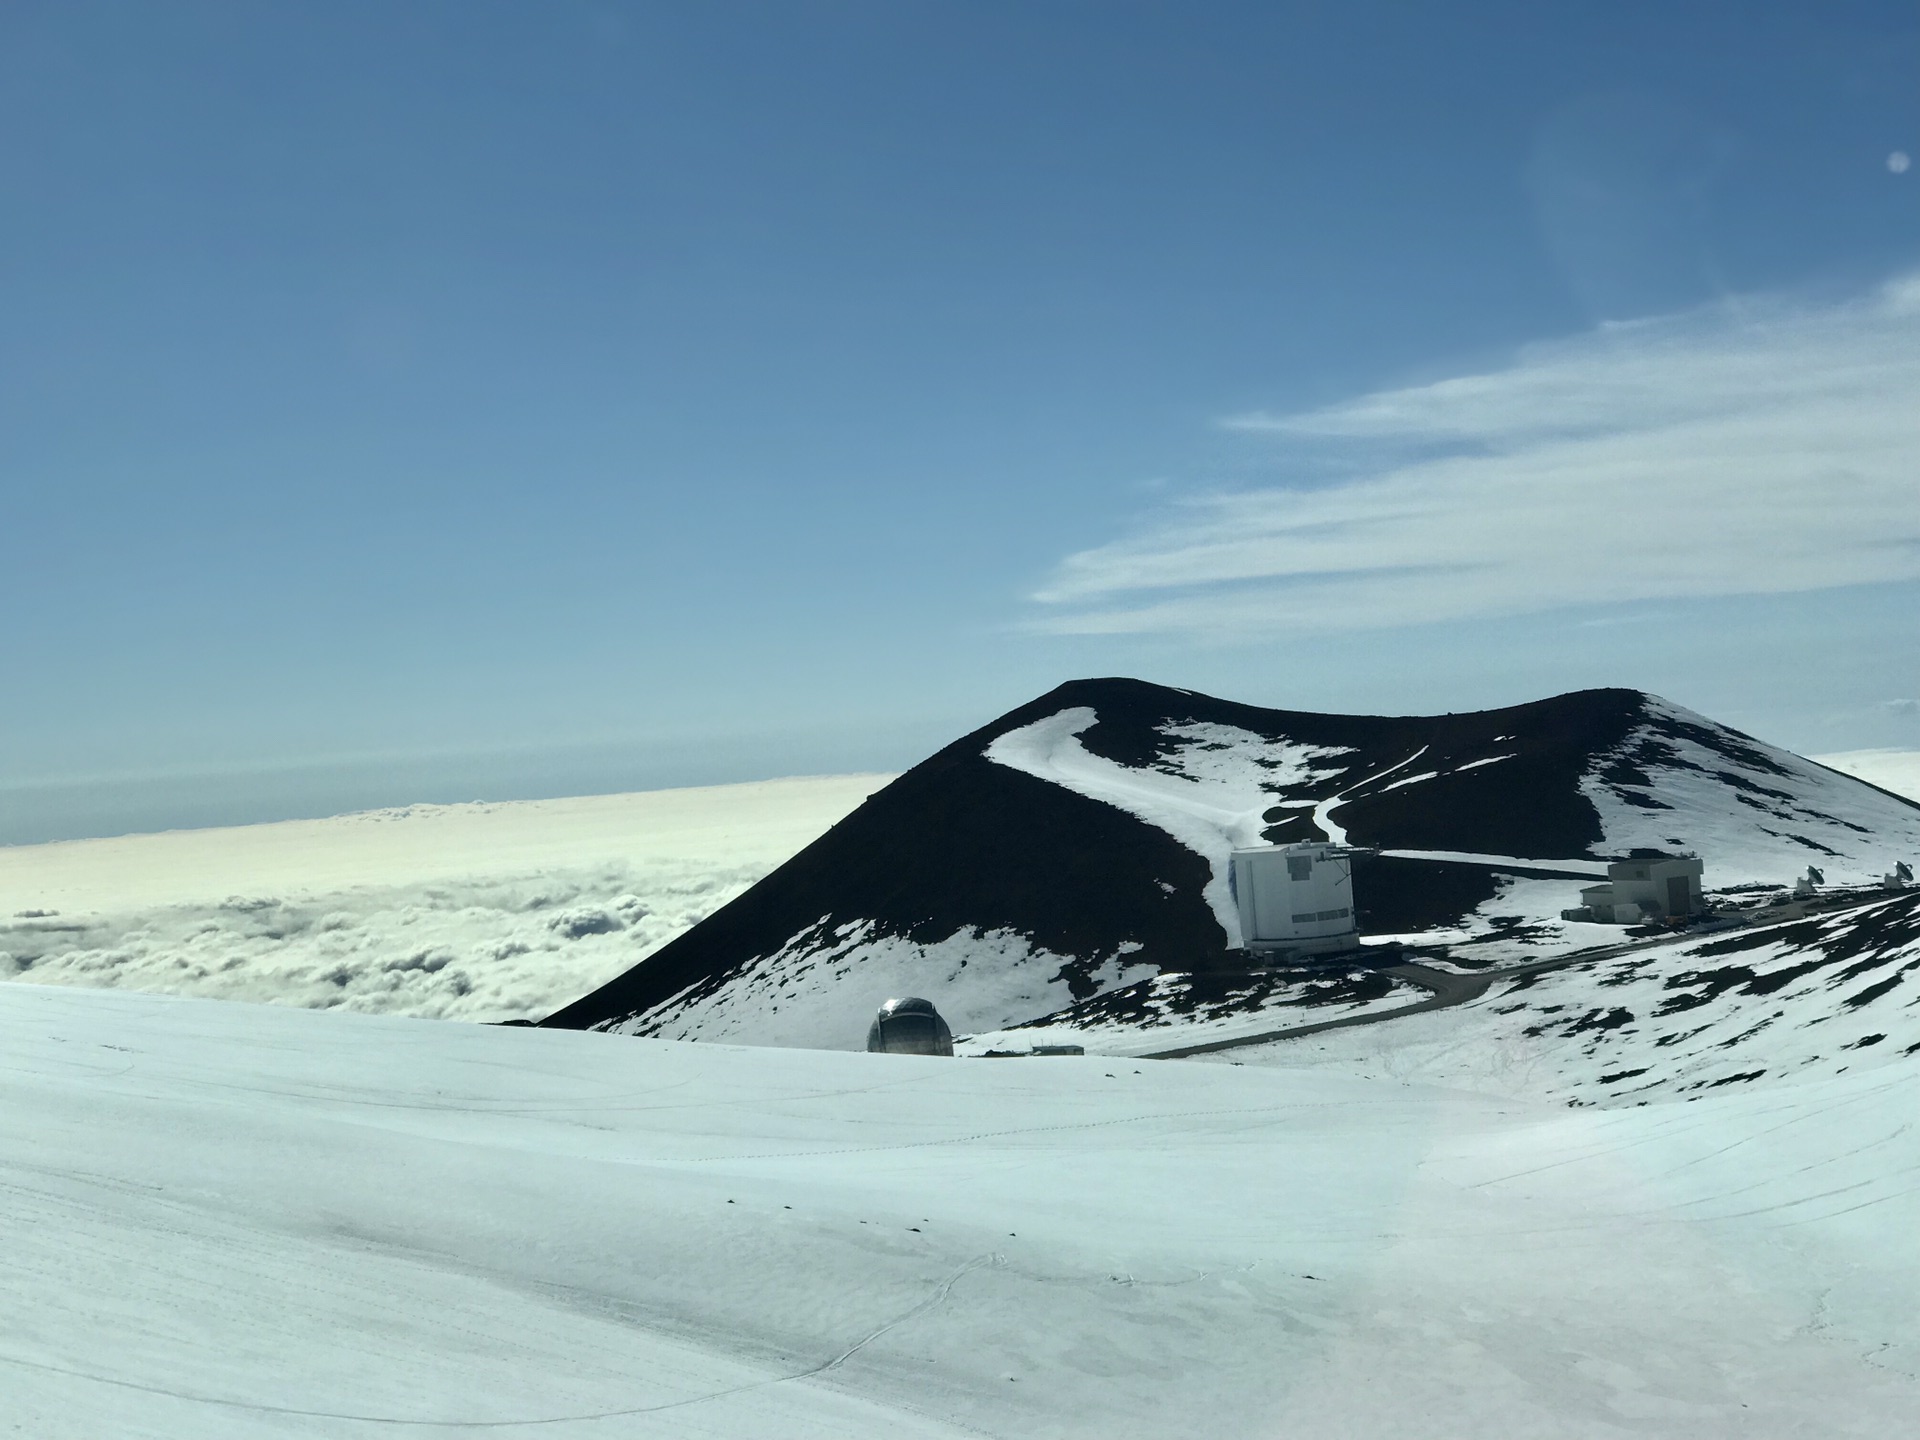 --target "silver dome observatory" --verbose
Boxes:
[866,997,954,1056]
